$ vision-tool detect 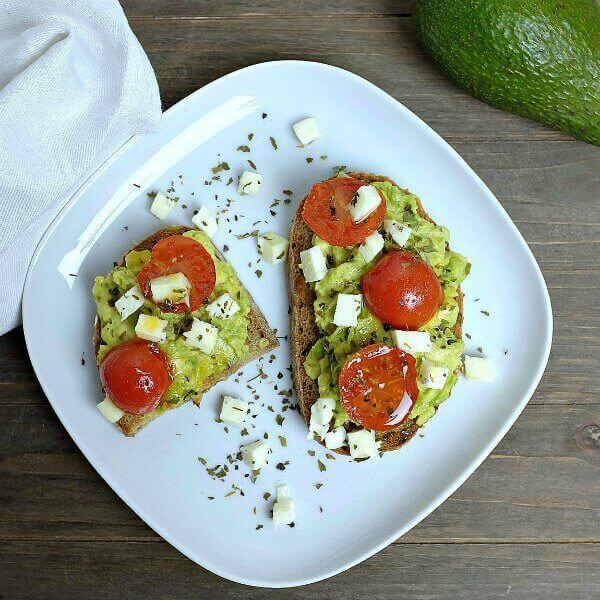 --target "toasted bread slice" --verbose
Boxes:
[288,172,463,454]
[94,226,278,436]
